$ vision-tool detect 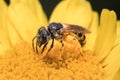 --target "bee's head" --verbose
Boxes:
[37,27,51,47]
